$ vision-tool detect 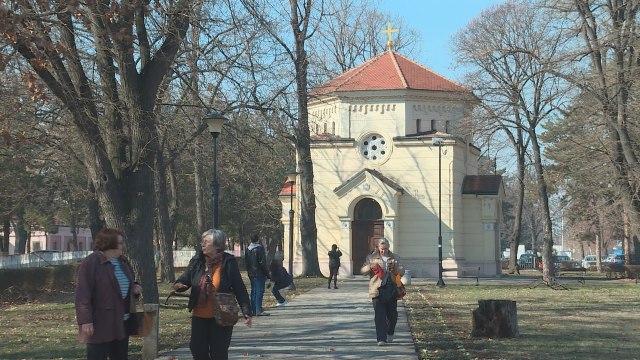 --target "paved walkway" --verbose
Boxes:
[158,280,418,359]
